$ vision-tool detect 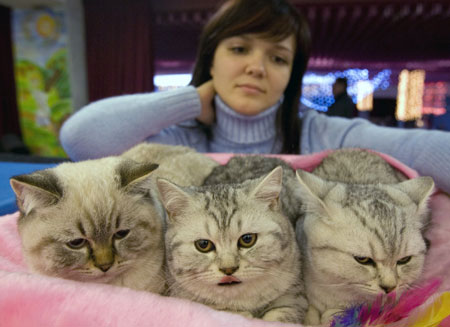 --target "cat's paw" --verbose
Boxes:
[262,310,284,322]
[320,308,343,325]
[262,309,301,323]
[235,311,254,319]
[304,305,321,325]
